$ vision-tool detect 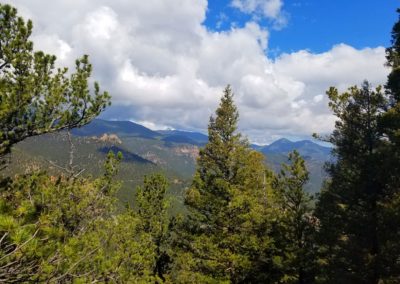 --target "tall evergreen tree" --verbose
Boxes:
[378,8,400,281]
[273,151,316,284]
[382,9,400,199]
[315,82,392,283]
[382,8,400,160]
[172,86,277,283]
